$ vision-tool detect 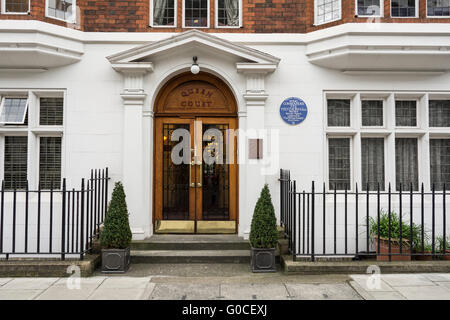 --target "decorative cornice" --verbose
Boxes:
[120,92,147,105]
[112,62,154,74]
[243,93,269,105]
[236,63,278,74]
[143,110,154,118]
